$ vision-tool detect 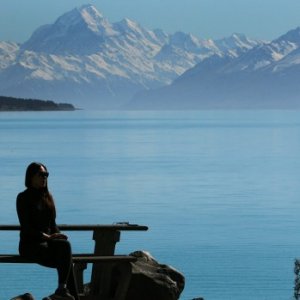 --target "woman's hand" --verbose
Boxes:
[43,232,68,240]
[49,233,68,240]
